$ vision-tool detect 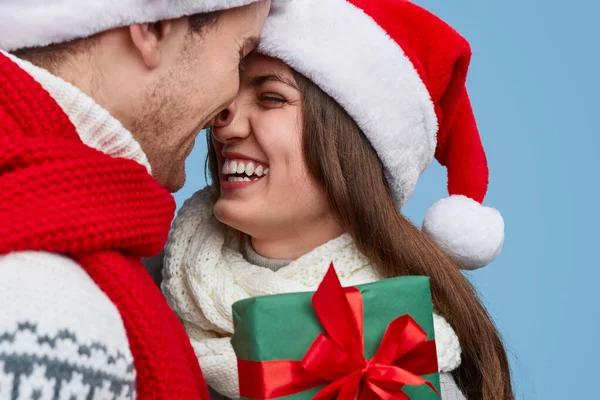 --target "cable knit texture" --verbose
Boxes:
[0,52,208,399]
[163,188,462,399]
